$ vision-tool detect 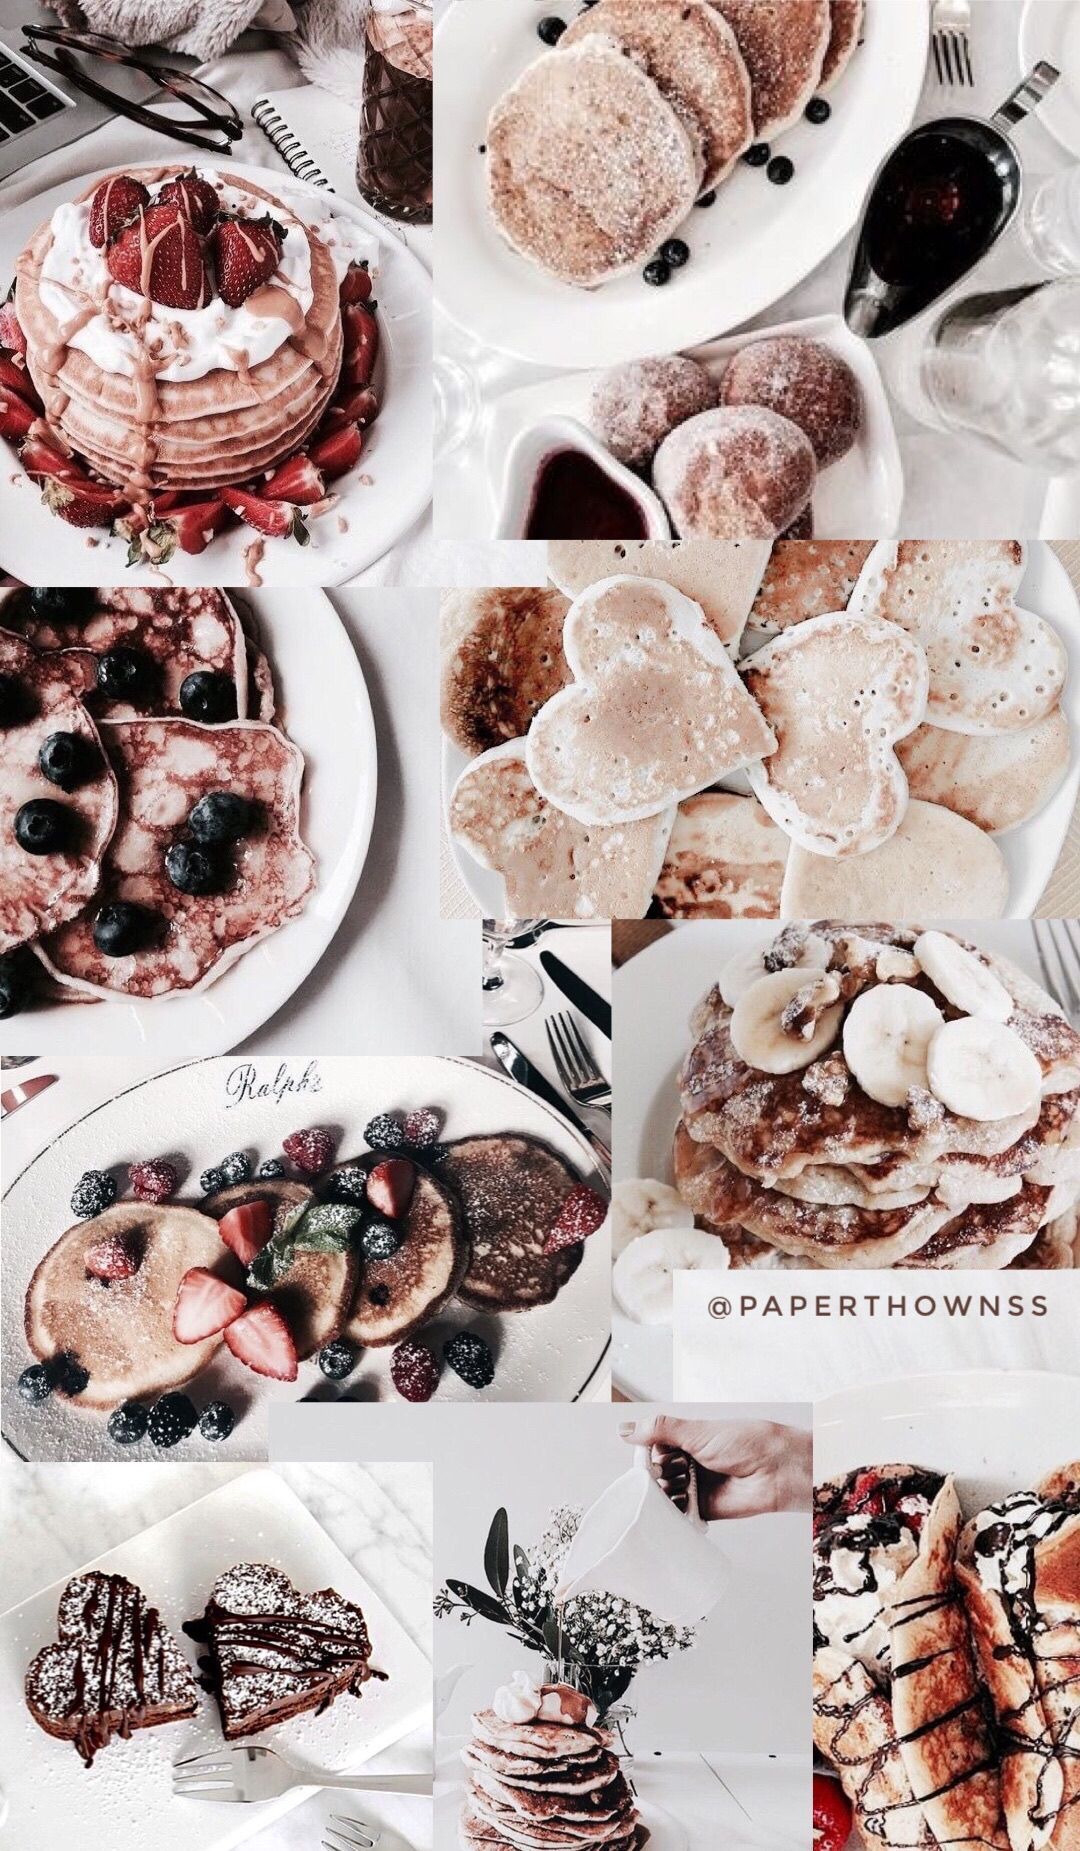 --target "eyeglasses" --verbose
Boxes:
[20,25,244,154]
